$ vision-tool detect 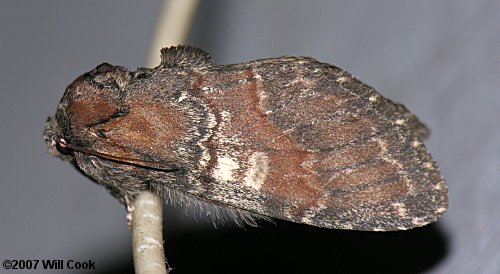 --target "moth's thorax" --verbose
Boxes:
[59,66,191,166]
